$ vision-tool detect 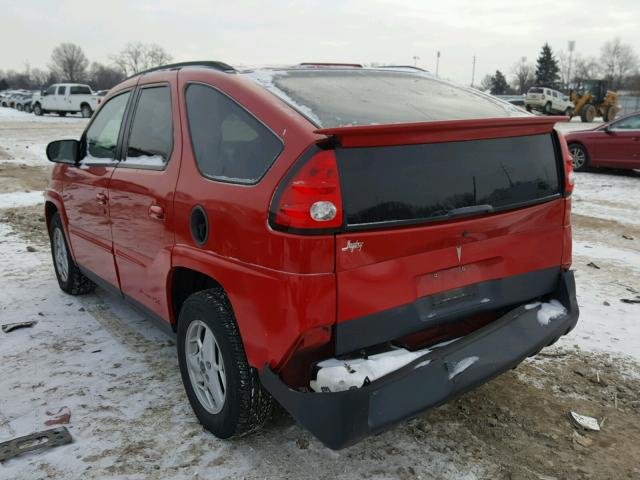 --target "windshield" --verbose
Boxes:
[245,69,527,127]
